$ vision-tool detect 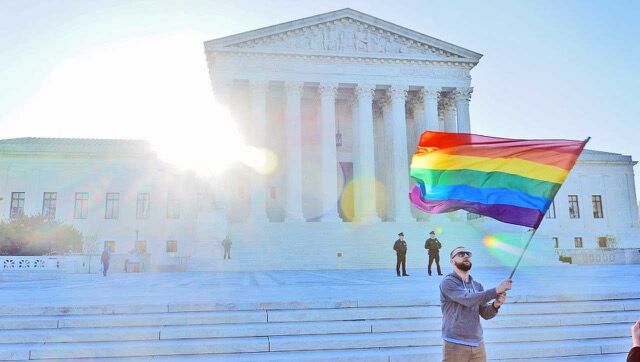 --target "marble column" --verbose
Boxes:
[284,81,305,221]
[212,80,234,108]
[318,82,341,222]
[248,80,269,222]
[407,95,422,165]
[422,86,440,132]
[382,99,393,221]
[211,80,234,208]
[354,84,381,223]
[441,94,457,133]
[454,87,473,133]
[388,85,414,221]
